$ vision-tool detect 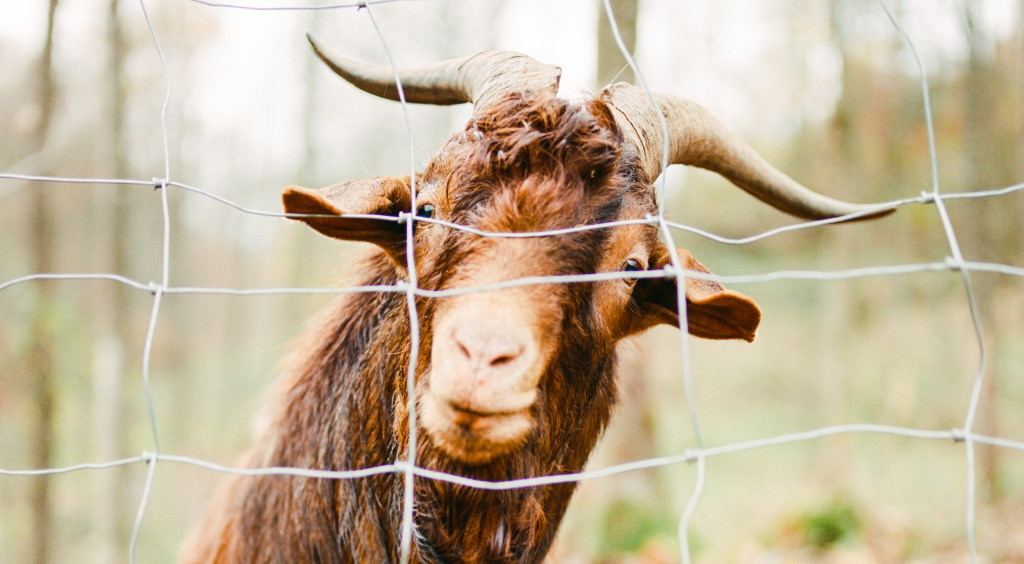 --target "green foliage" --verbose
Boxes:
[798,498,862,550]
[597,499,677,556]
